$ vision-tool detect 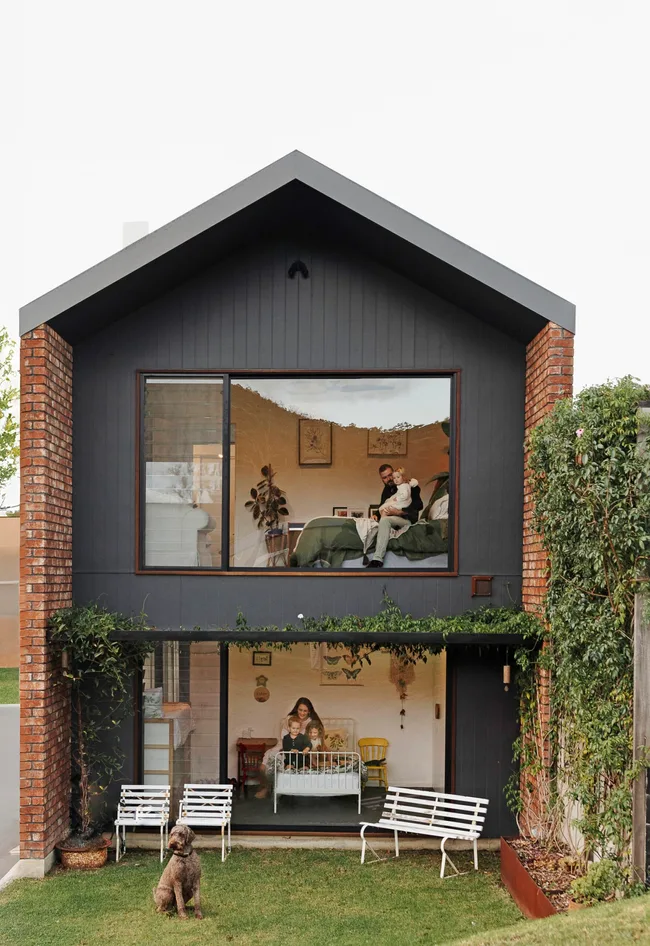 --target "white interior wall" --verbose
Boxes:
[227,644,446,788]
